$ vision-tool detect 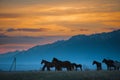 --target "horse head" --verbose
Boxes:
[41,59,45,64]
[72,63,77,66]
[78,64,82,67]
[92,61,96,65]
[52,57,59,63]
[102,59,107,63]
